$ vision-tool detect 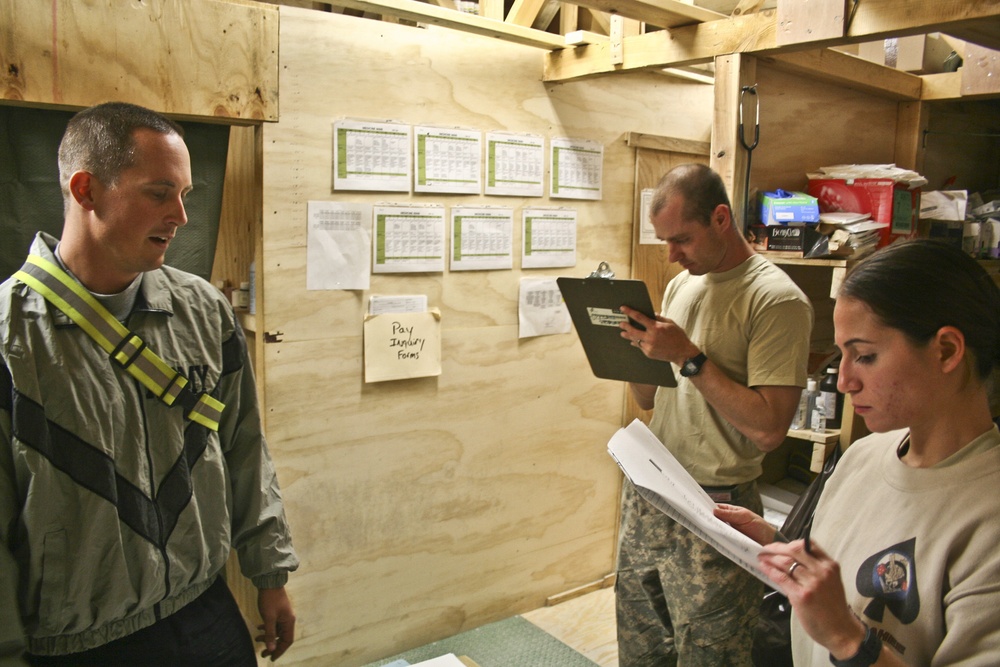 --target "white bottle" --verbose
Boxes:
[791,386,808,430]
[807,378,826,433]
